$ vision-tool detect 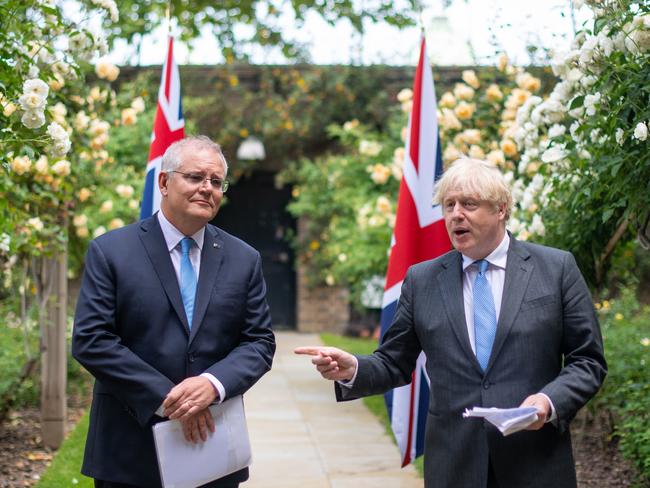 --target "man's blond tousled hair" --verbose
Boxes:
[433,158,513,219]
